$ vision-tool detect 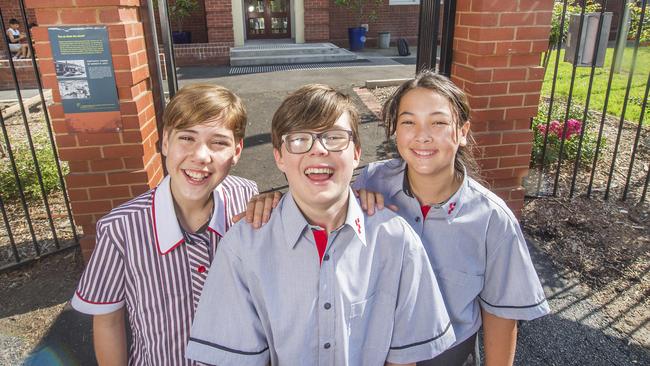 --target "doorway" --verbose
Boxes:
[245,0,291,39]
